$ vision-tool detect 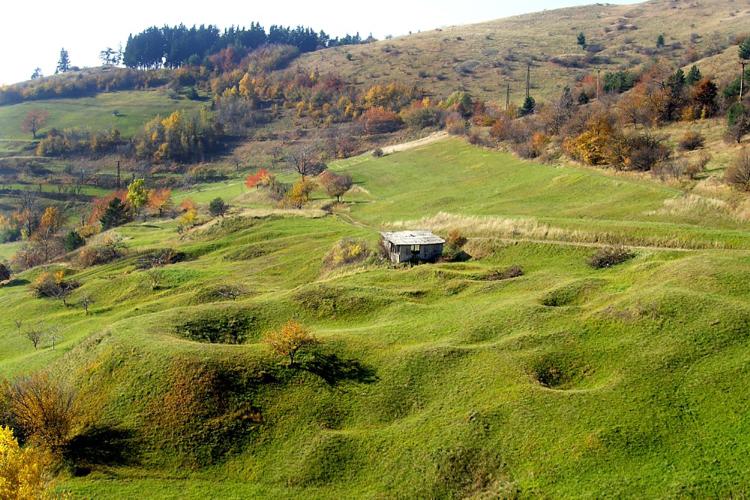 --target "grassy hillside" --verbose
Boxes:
[1,137,750,497]
[296,0,750,102]
[0,90,204,142]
